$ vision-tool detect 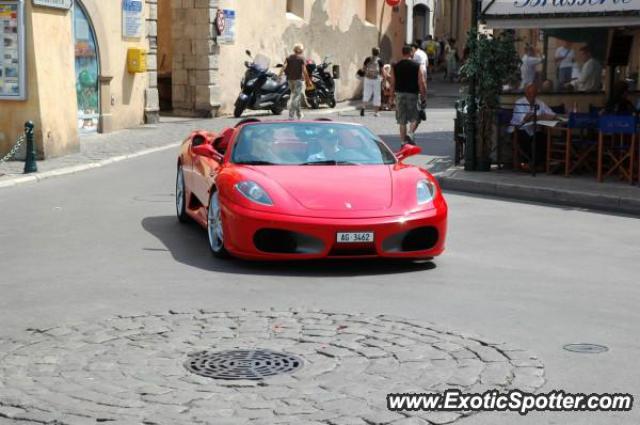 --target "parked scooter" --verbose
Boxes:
[234,50,290,118]
[305,56,337,109]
